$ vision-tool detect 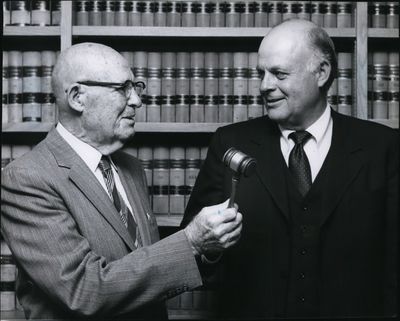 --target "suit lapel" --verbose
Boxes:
[319,111,364,226]
[112,155,152,247]
[45,129,136,251]
[248,118,290,221]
